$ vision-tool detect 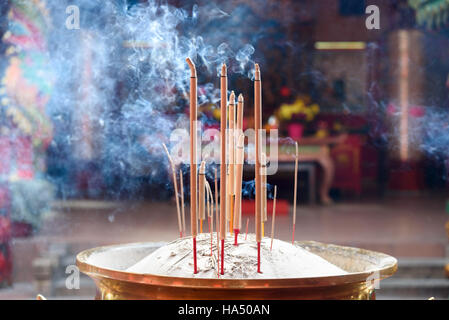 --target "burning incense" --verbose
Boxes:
[220,63,227,275]
[237,94,244,135]
[179,169,186,236]
[229,91,236,233]
[270,185,278,251]
[234,134,245,245]
[292,141,299,244]
[261,152,267,238]
[199,161,206,233]
[186,57,198,273]
[162,143,182,238]
[254,63,262,273]
[245,217,249,240]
